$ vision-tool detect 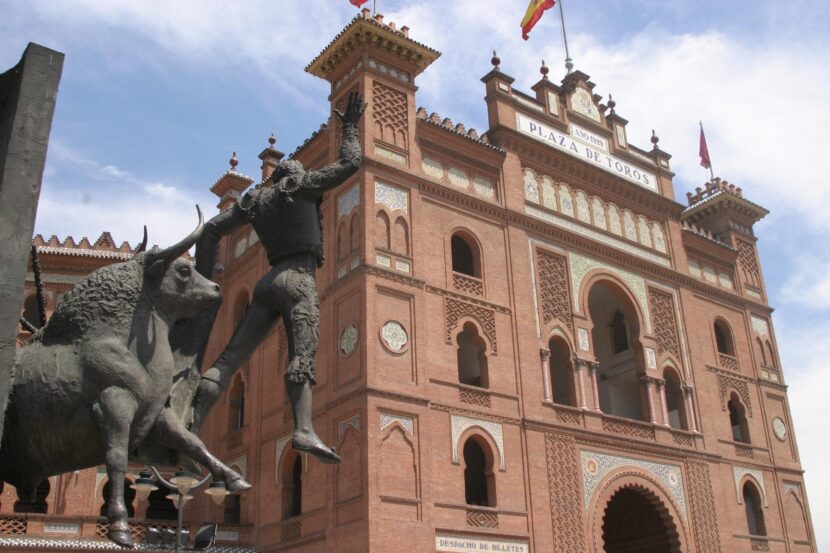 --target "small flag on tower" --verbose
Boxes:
[521,0,556,40]
[699,122,712,170]
[349,0,369,7]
